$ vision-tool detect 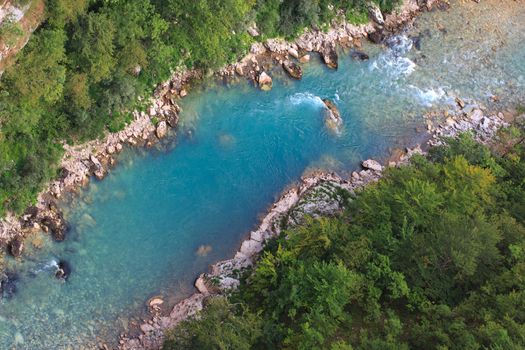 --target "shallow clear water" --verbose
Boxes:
[1,1,524,348]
